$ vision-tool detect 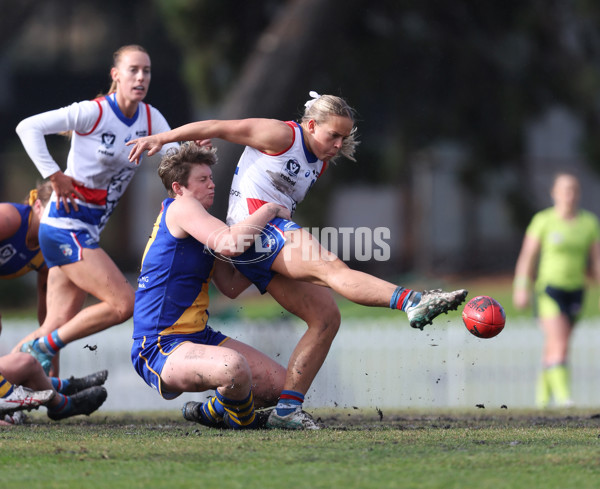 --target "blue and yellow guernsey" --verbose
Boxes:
[133,198,215,339]
[0,203,45,279]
